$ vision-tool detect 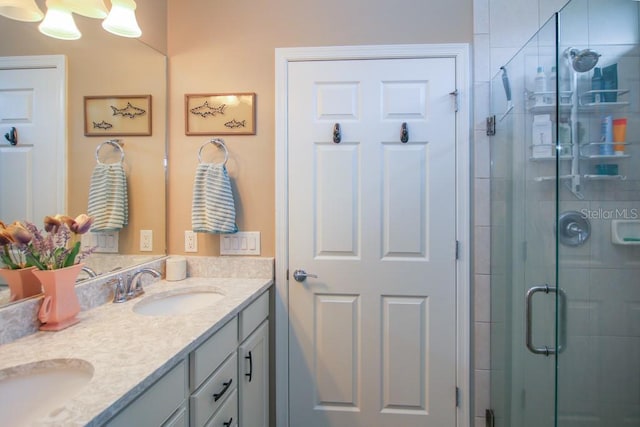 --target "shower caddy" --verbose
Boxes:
[526,49,631,200]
